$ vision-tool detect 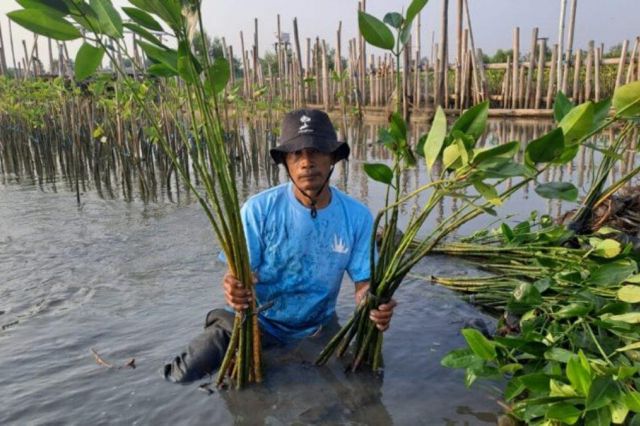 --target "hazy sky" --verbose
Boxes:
[1,0,638,68]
